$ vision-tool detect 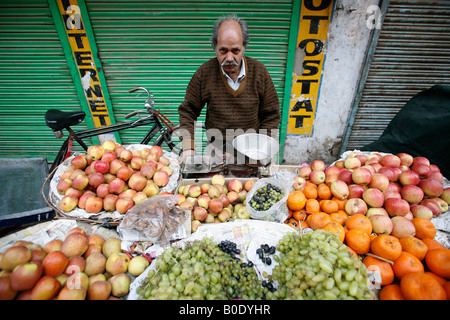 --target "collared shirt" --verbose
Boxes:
[221,58,246,91]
